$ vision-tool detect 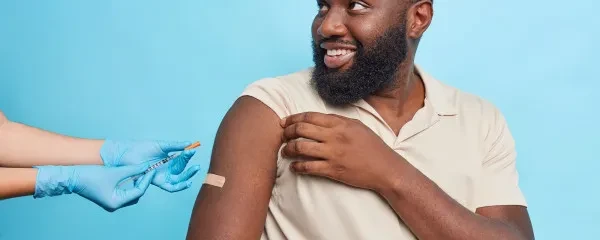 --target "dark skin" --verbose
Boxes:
[186,96,281,240]
[280,112,535,240]
[186,0,534,239]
